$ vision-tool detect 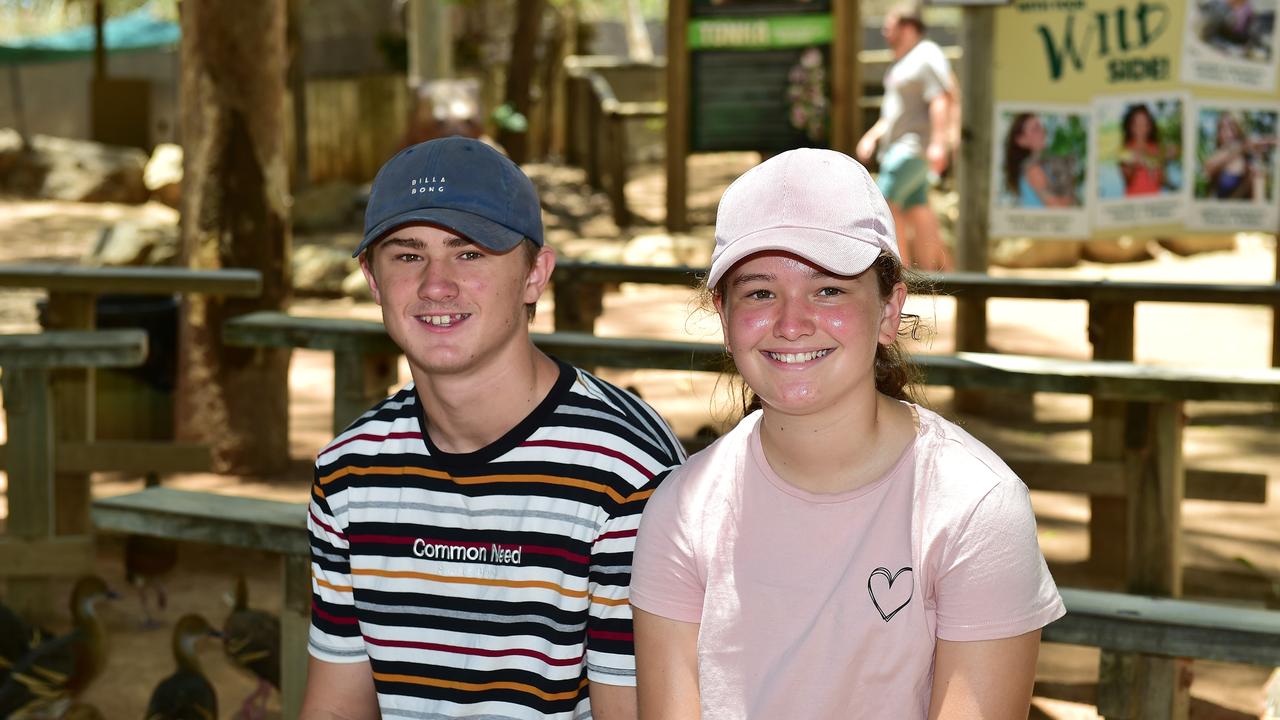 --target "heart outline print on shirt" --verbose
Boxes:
[867,566,914,622]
